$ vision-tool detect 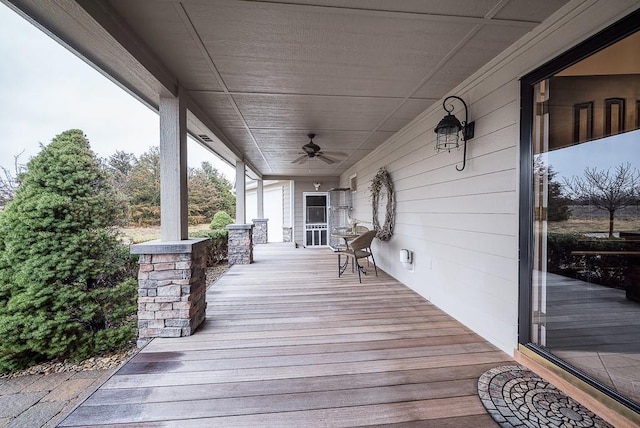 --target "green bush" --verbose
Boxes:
[192,229,229,265]
[210,211,234,230]
[547,232,637,289]
[0,130,137,373]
